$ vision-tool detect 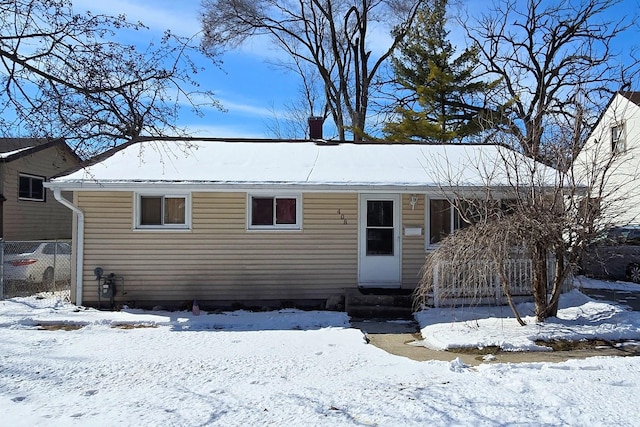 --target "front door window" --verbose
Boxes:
[366,200,394,255]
